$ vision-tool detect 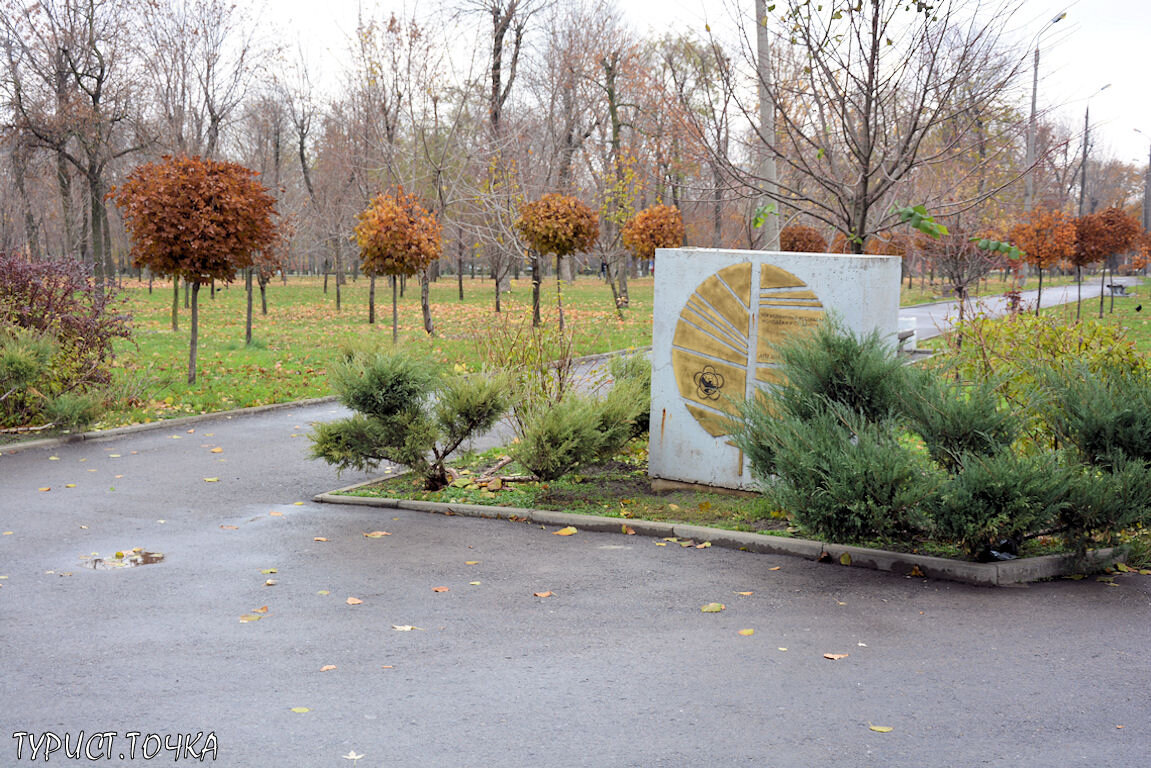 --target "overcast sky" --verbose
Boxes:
[268,0,1151,167]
